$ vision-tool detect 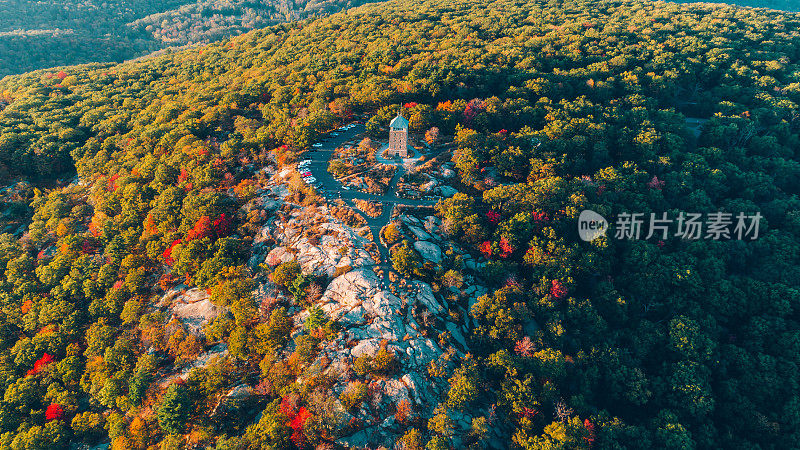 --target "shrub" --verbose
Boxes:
[372,347,398,375]
[353,354,373,377]
[339,381,368,412]
[353,347,397,377]
[294,334,320,365]
[304,306,328,331]
[395,399,412,423]
[272,260,301,287]
[446,373,479,411]
[354,199,382,218]
[396,428,424,450]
